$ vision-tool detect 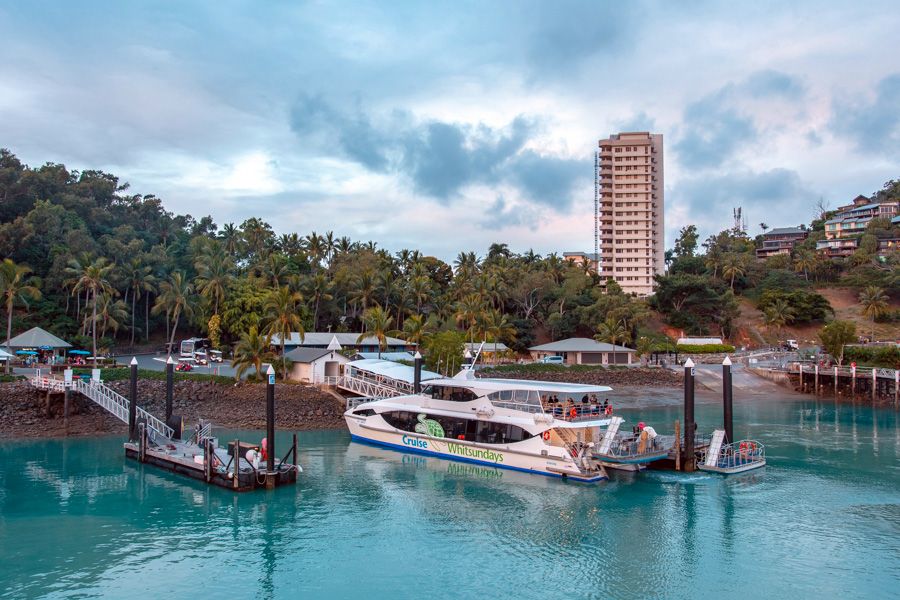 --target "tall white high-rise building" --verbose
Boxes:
[595,131,664,296]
